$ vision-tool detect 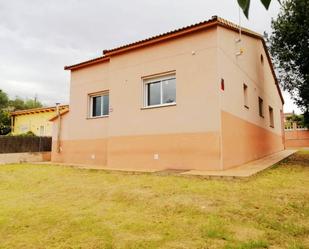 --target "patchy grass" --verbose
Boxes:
[0,151,308,249]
